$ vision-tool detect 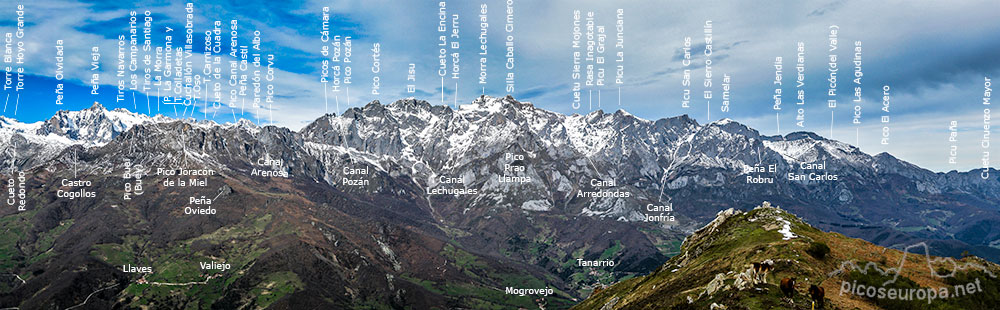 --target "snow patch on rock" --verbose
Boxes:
[521,199,552,211]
